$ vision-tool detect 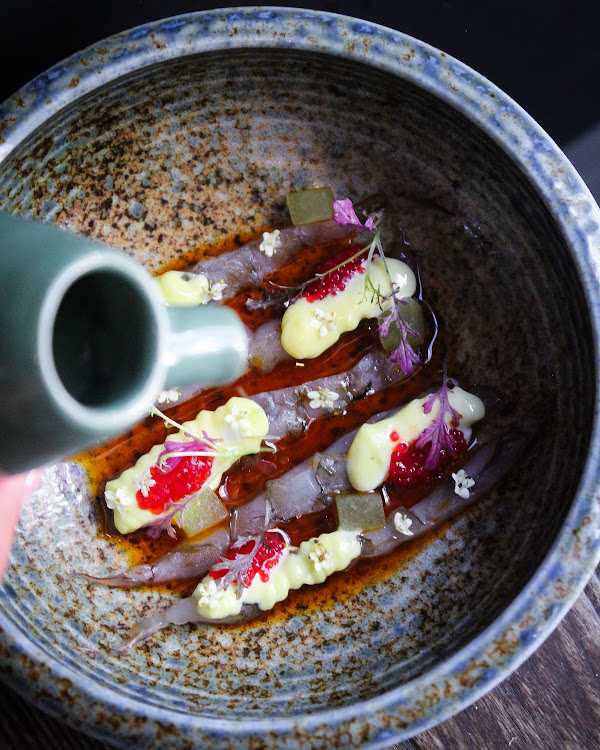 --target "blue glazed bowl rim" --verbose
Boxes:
[1,6,599,746]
